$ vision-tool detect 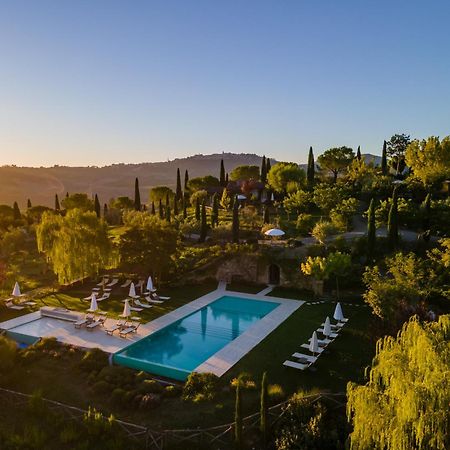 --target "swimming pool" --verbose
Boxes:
[114,295,280,380]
